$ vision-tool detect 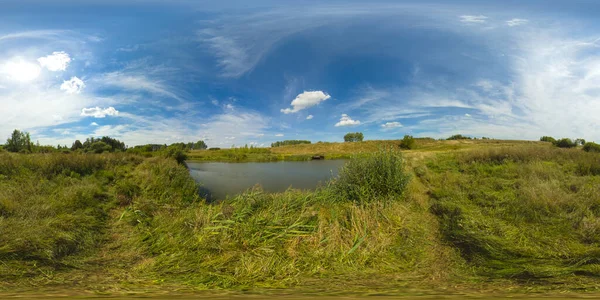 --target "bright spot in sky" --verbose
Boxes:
[2,60,41,82]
